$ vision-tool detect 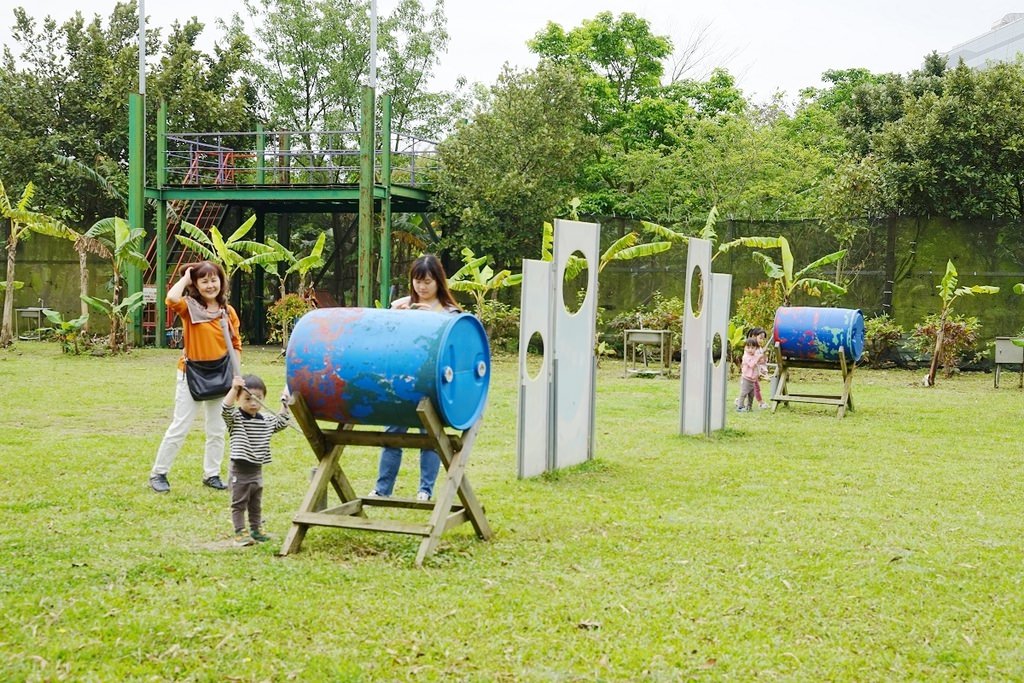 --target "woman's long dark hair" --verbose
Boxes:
[408,254,461,311]
[183,261,229,308]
